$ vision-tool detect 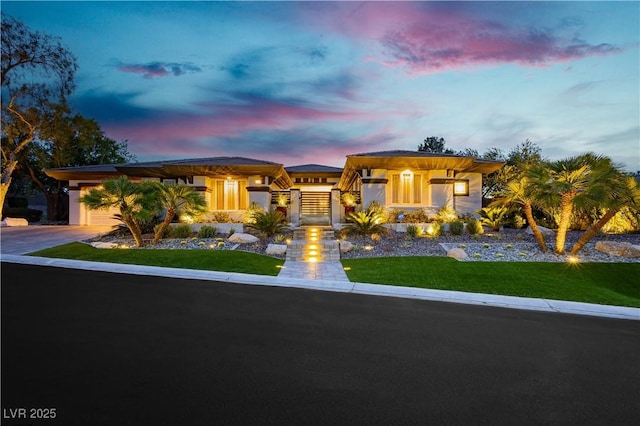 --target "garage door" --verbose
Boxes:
[88,207,121,226]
